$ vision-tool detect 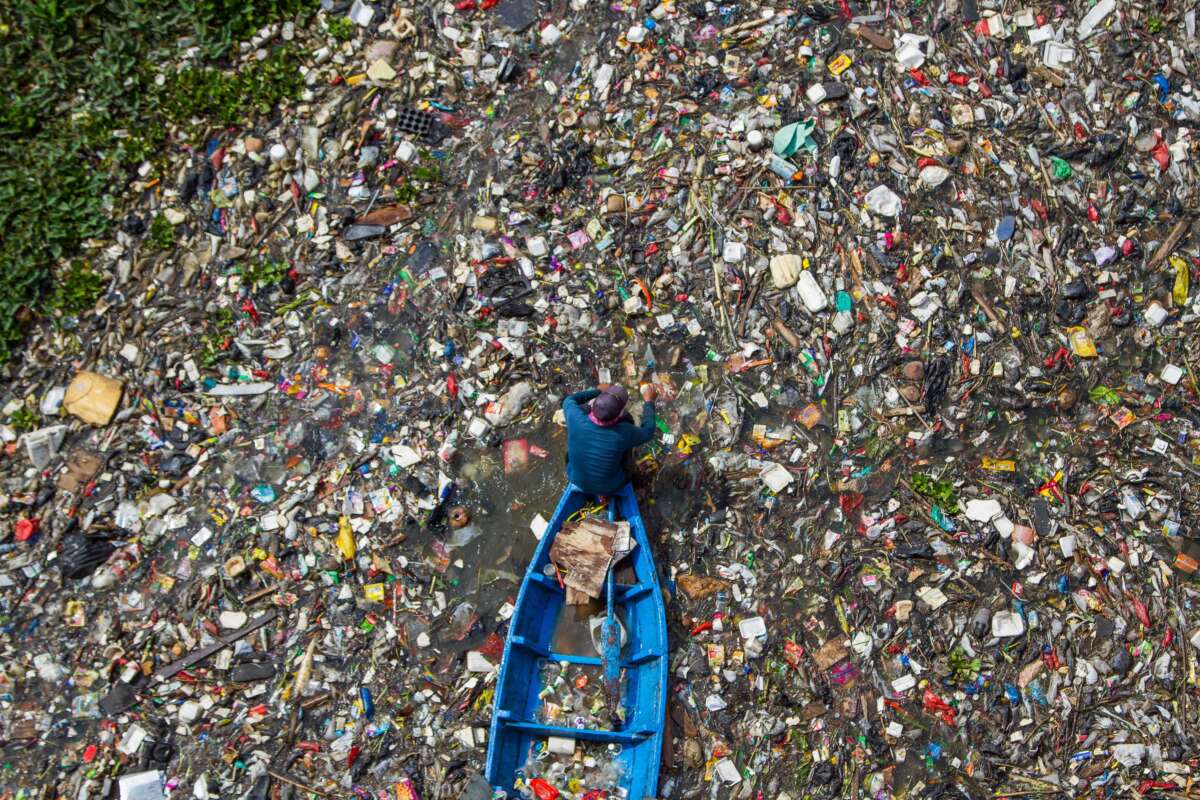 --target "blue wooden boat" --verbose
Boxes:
[486,483,668,800]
